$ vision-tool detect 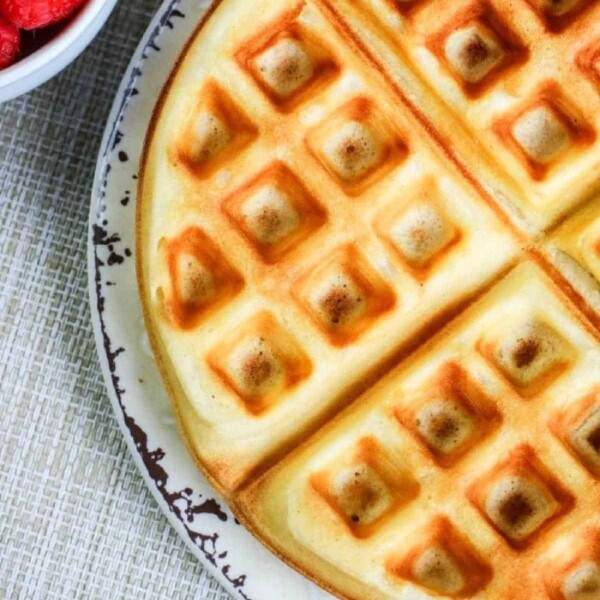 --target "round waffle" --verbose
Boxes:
[137,1,600,598]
